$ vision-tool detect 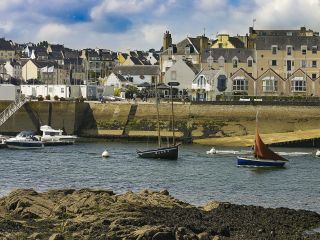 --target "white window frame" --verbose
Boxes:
[286,45,293,56]
[301,45,307,55]
[271,45,278,54]
[290,77,306,92]
[232,77,248,91]
[262,76,278,92]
